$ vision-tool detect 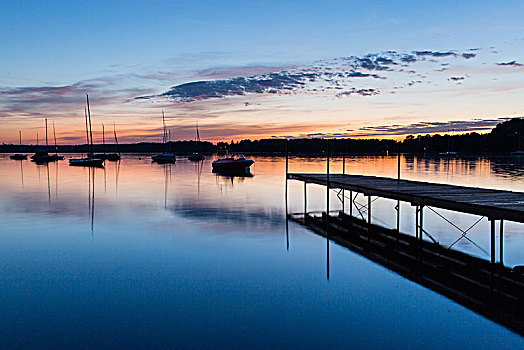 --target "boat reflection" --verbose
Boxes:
[88,166,96,236]
[490,156,524,178]
[214,171,253,191]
